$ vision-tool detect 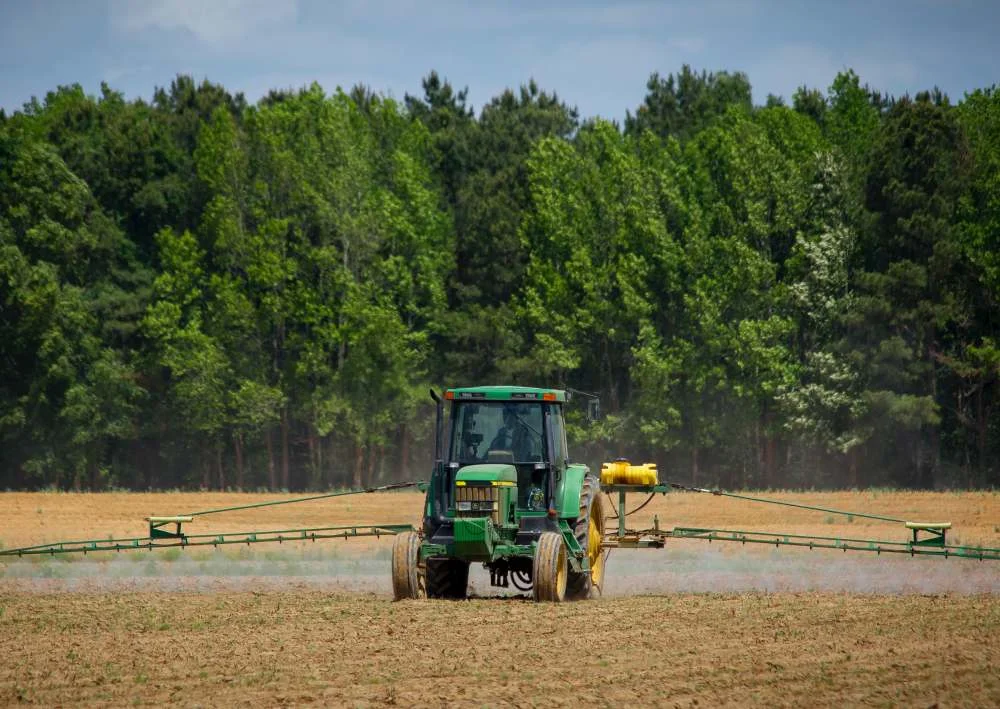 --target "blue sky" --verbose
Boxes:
[1,0,997,121]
